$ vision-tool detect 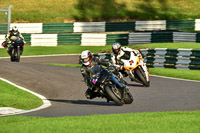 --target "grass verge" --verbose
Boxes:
[46,64,200,81]
[0,111,199,133]
[0,79,43,110]
[0,45,113,57]
[0,43,200,57]
[149,68,200,81]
